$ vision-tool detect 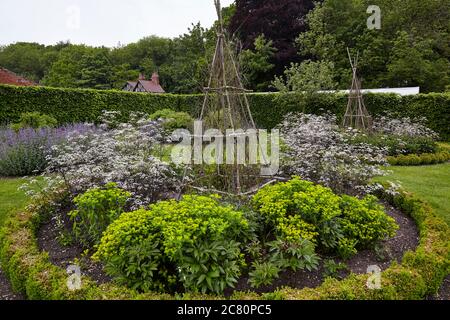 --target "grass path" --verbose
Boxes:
[0,178,30,300]
[375,163,450,225]
[0,178,30,226]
